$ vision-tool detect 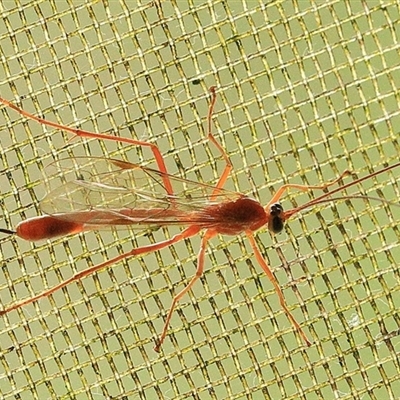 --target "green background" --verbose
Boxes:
[0,1,399,399]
